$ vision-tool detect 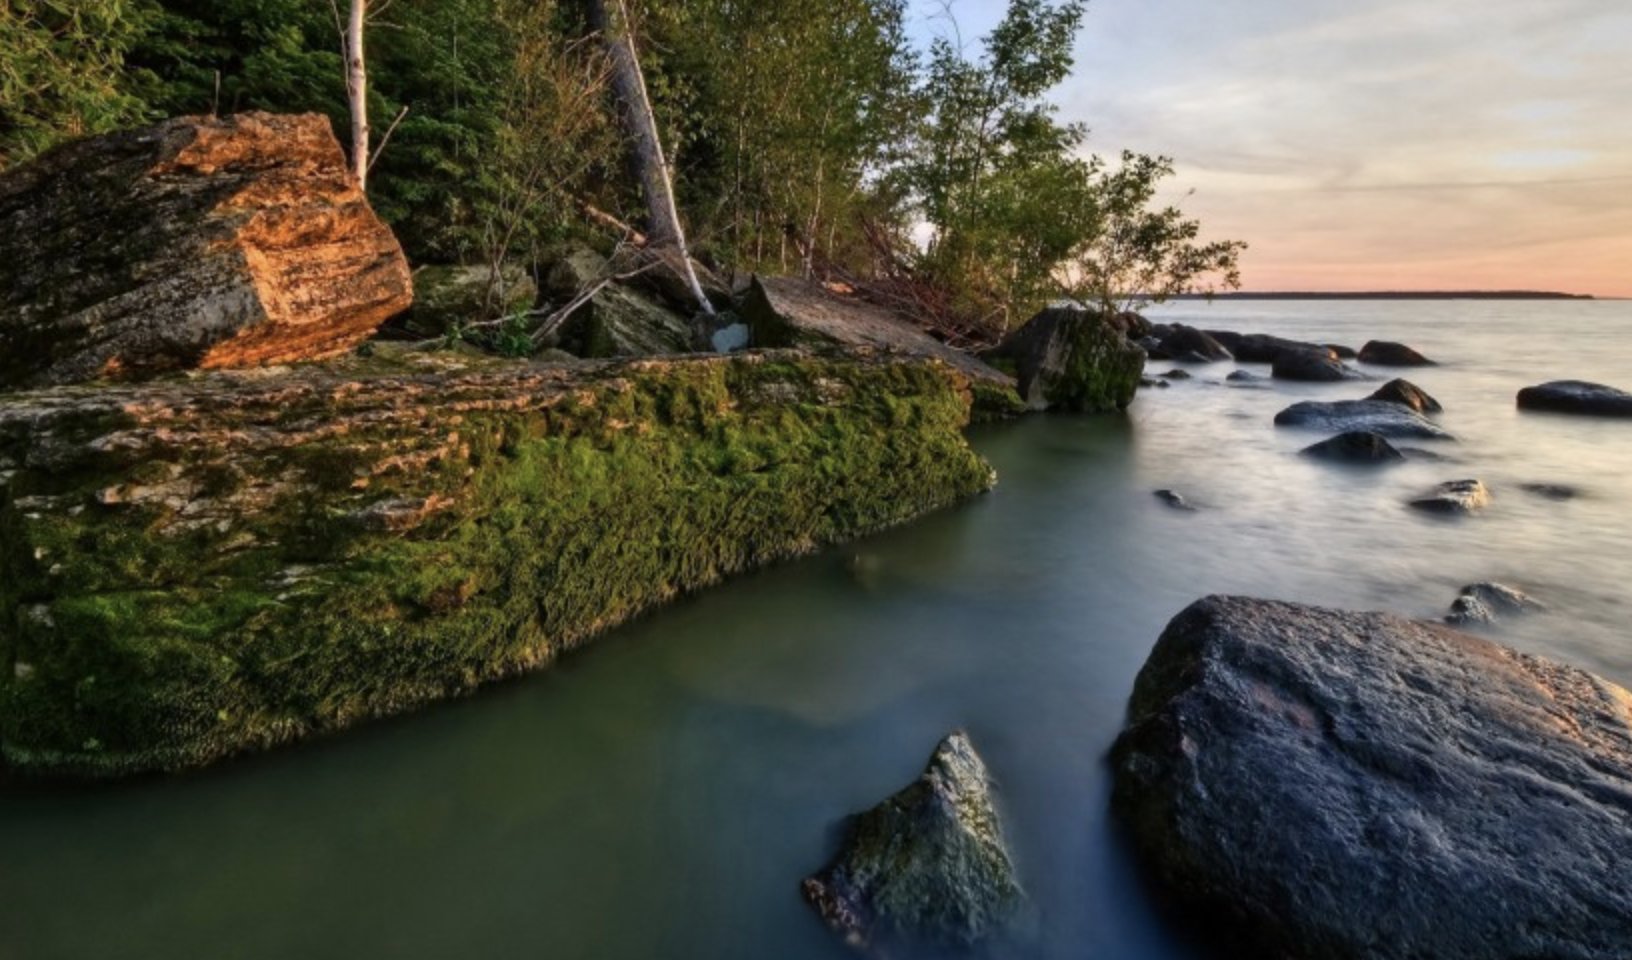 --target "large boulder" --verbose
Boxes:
[543,246,693,358]
[1275,399,1454,439]
[0,112,411,389]
[1516,380,1632,418]
[1208,331,1335,364]
[1272,347,1364,382]
[1359,339,1436,366]
[0,348,994,776]
[802,732,1023,952]
[1368,378,1442,413]
[1155,324,1231,362]
[1112,595,1632,960]
[989,306,1145,413]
